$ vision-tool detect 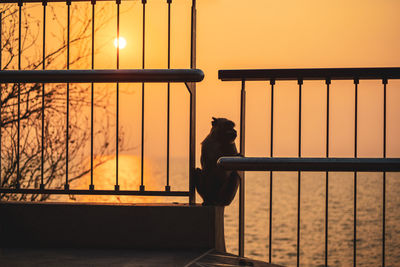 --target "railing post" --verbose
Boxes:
[16,0,22,189]
[325,78,331,267]
[115,0,120,191]
[165,0,172,192]
[297,78,303,267]
[188,0,196,205]
[89,0,96,191]
[382,78,387,267]
[140,0,147,192]
[65,0,71,190]
[353,78,359,267]
[238,79,246,257]
[40,0,47,191]
[269,79,275,263]
[190,0,196,70]
[0,11,2,188]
